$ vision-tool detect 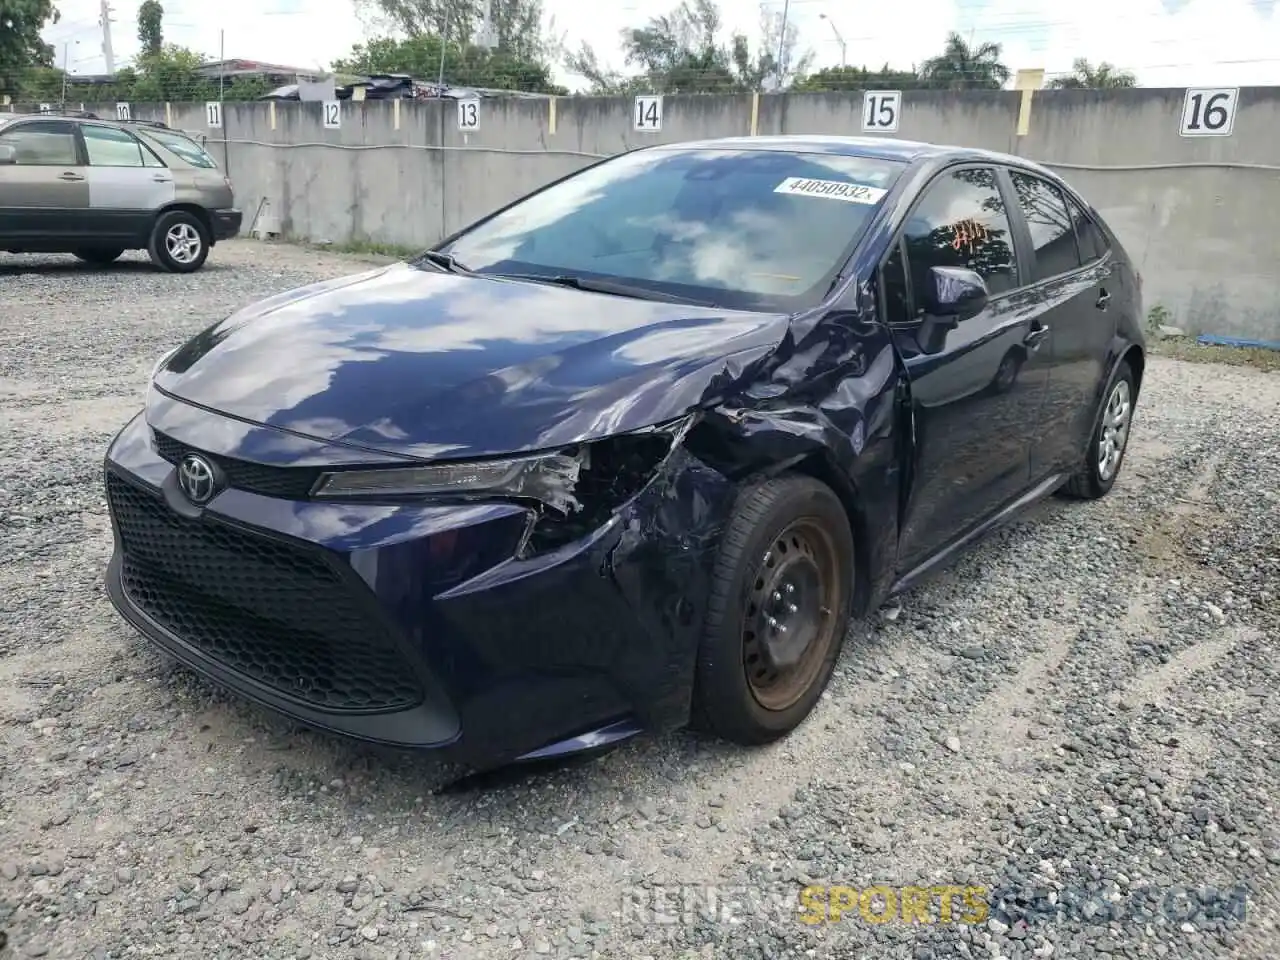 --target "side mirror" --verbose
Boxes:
[922,266,989,323]
[0,144,16,165]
